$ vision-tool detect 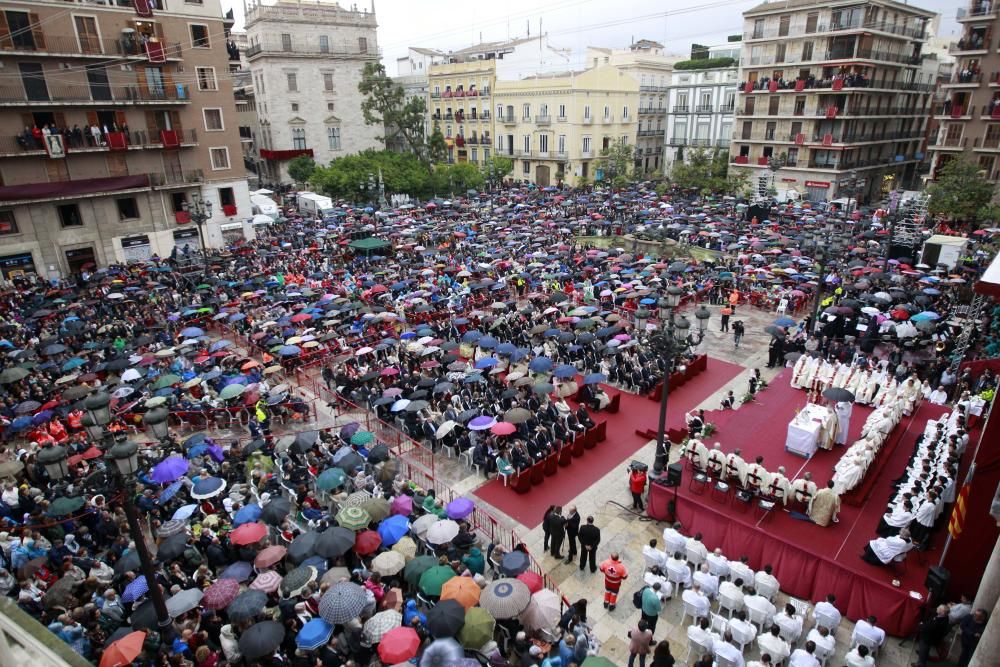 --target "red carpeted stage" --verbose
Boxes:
[472,357,745,528]
[651,369,961,637]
